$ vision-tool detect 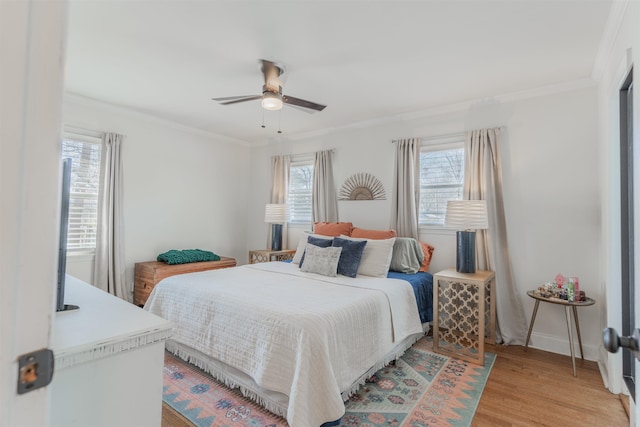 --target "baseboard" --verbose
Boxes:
[598,358,610,391]
[527,331,599,361]
[620,394,630,419]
